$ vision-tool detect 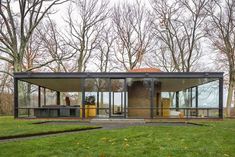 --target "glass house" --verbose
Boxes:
[13,68,223,119]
